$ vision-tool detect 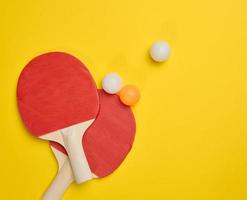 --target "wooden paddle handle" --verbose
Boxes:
[61,121,93,184]
[42,159,74,200]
